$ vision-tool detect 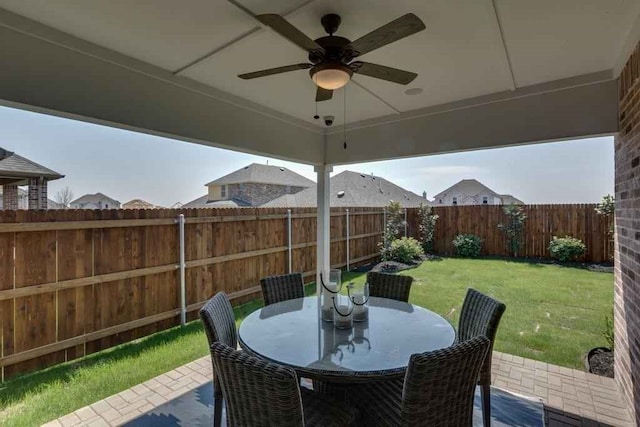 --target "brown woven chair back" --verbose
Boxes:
[366,272,413,302]
[401,336,490,426]
[210,342,305,427]
[199,292,238,399]
[457,288,506,385]
[260,273,305,306]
